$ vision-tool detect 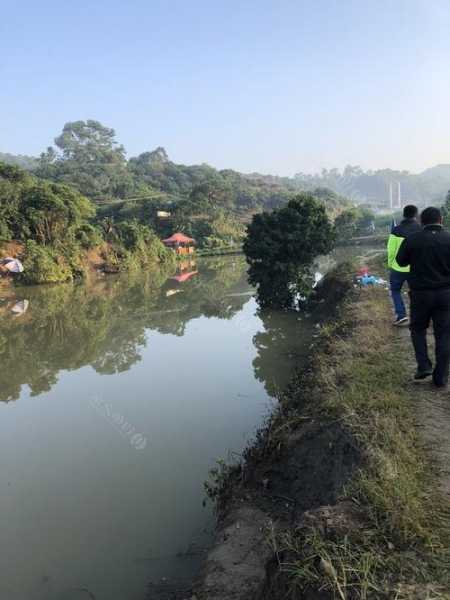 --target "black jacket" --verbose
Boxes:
[396,224,450,290]
[391,218,422,238]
